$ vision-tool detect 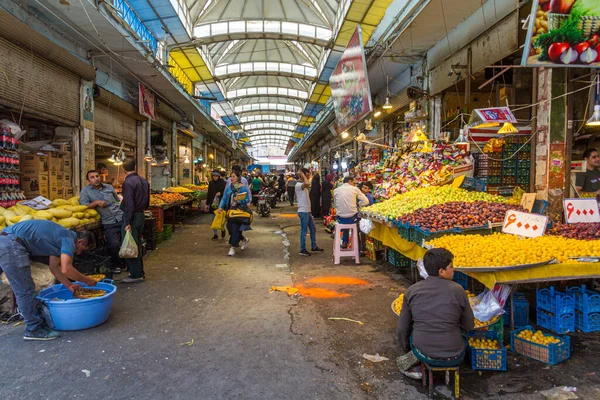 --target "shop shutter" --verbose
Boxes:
[94,104,137,144]
[0,37,79,125]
